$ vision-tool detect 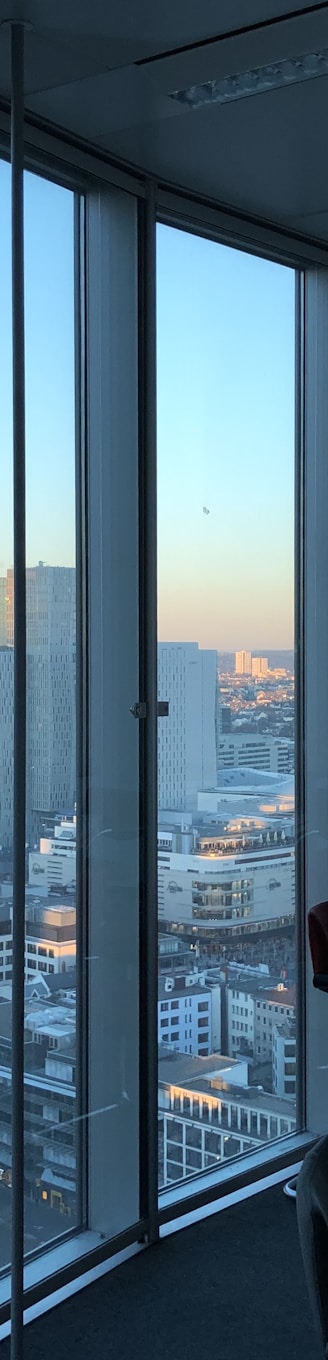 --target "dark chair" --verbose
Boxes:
[296,903,328,1354]
[297,1136,328,1356]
